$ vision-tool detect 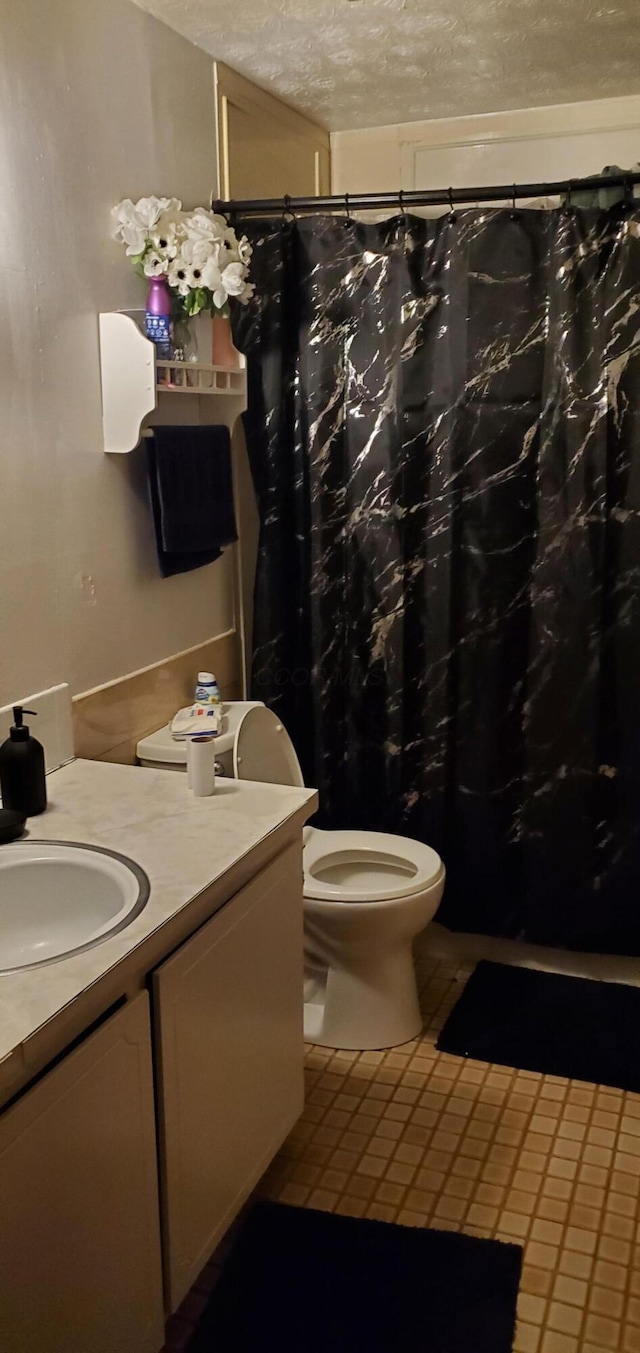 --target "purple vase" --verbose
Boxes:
[145,276,172,358]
